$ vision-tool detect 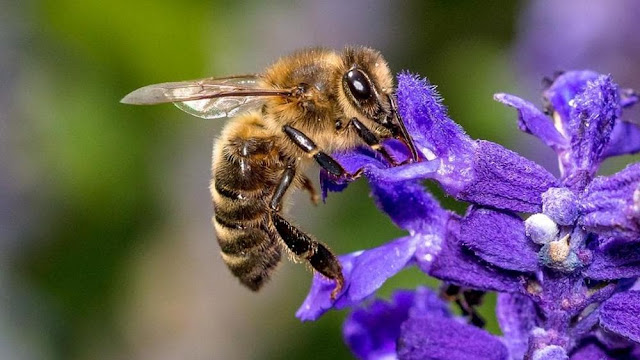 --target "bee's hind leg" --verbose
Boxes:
[271,213,344,300]
[269,165,344,300]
